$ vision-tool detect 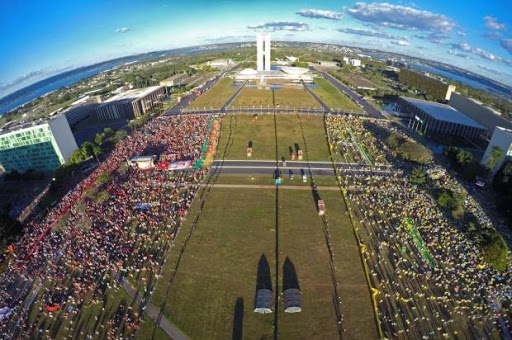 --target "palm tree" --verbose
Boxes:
[486,146,504,172]
[410,166,427,185]
[456,150,473,167]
